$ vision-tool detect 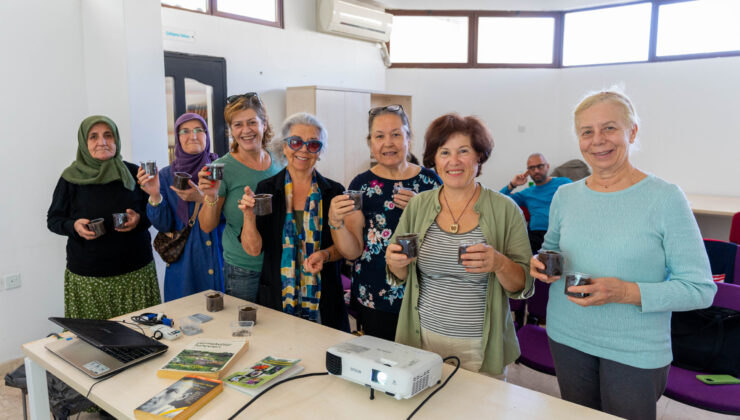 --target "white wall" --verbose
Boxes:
[0,0,168,362]
[386,56,740,239]
[160,0,387,129]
